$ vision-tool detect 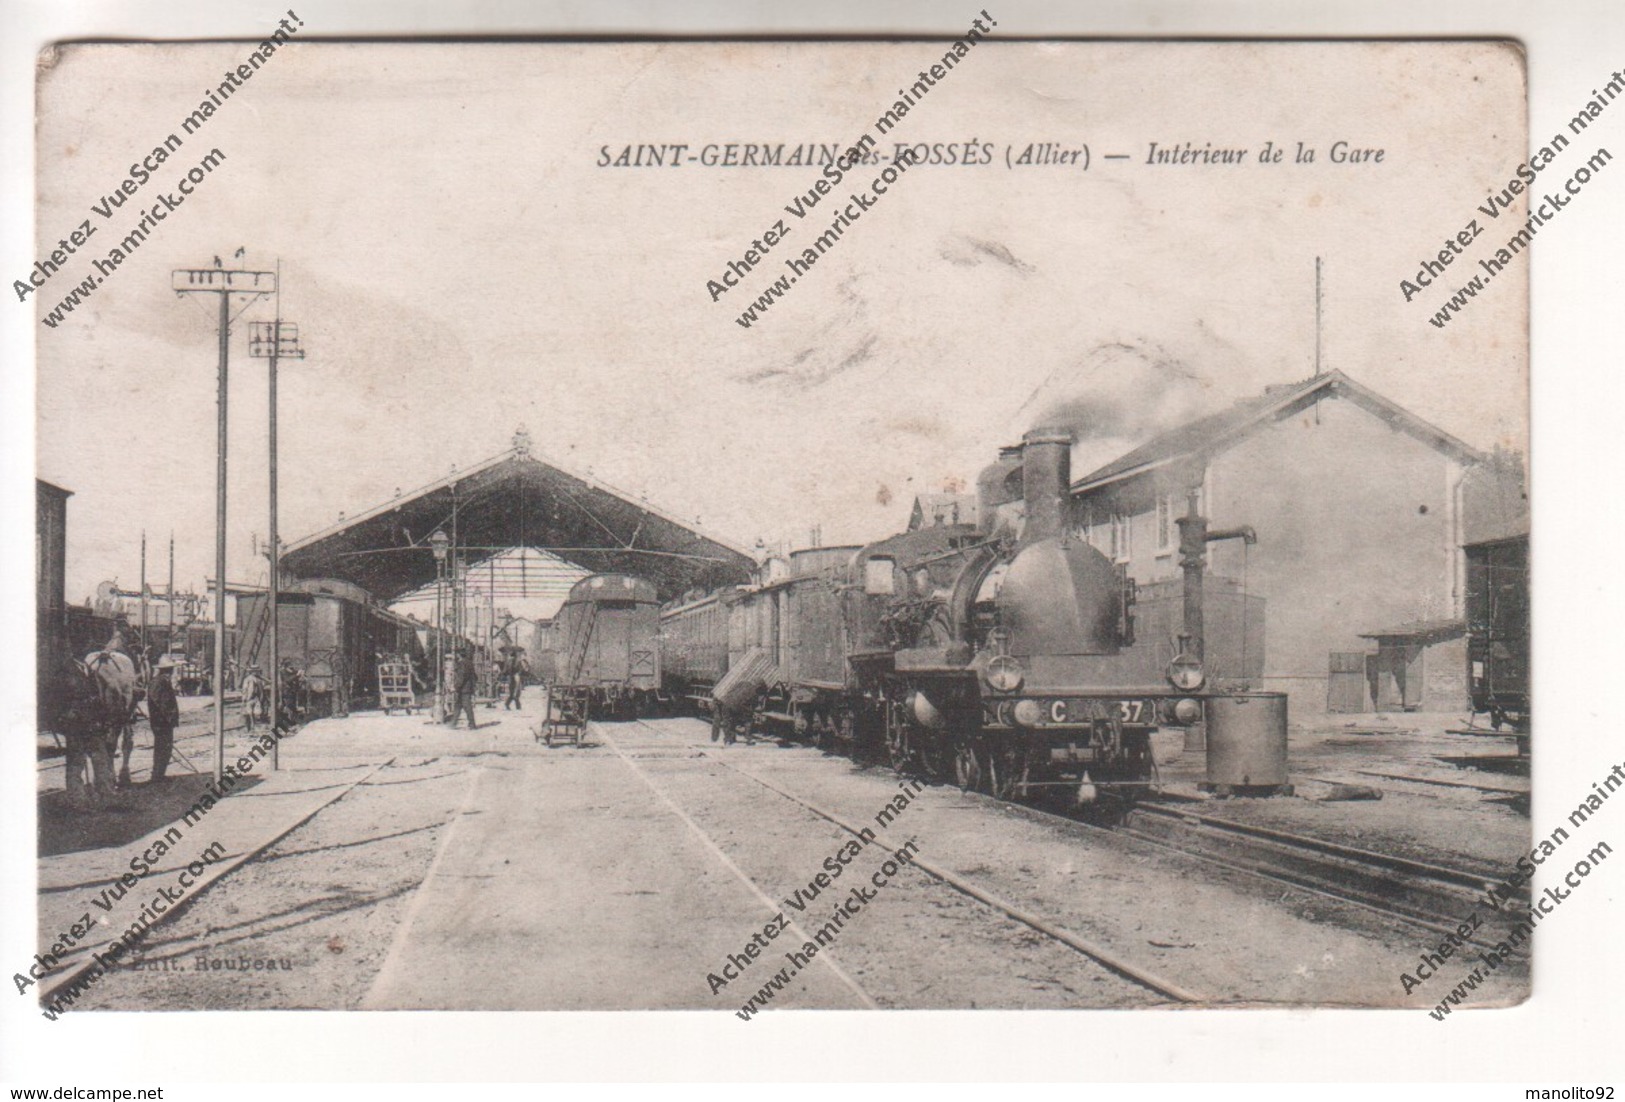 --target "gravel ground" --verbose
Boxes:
[647,718,1530,1009]
[54,711,1530,1014]
[66,756,479,1011]
[617,727,1164,1010]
